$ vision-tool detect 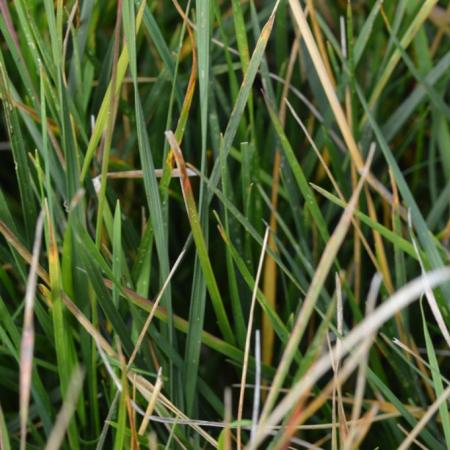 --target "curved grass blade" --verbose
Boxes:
[45,202,81,450]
